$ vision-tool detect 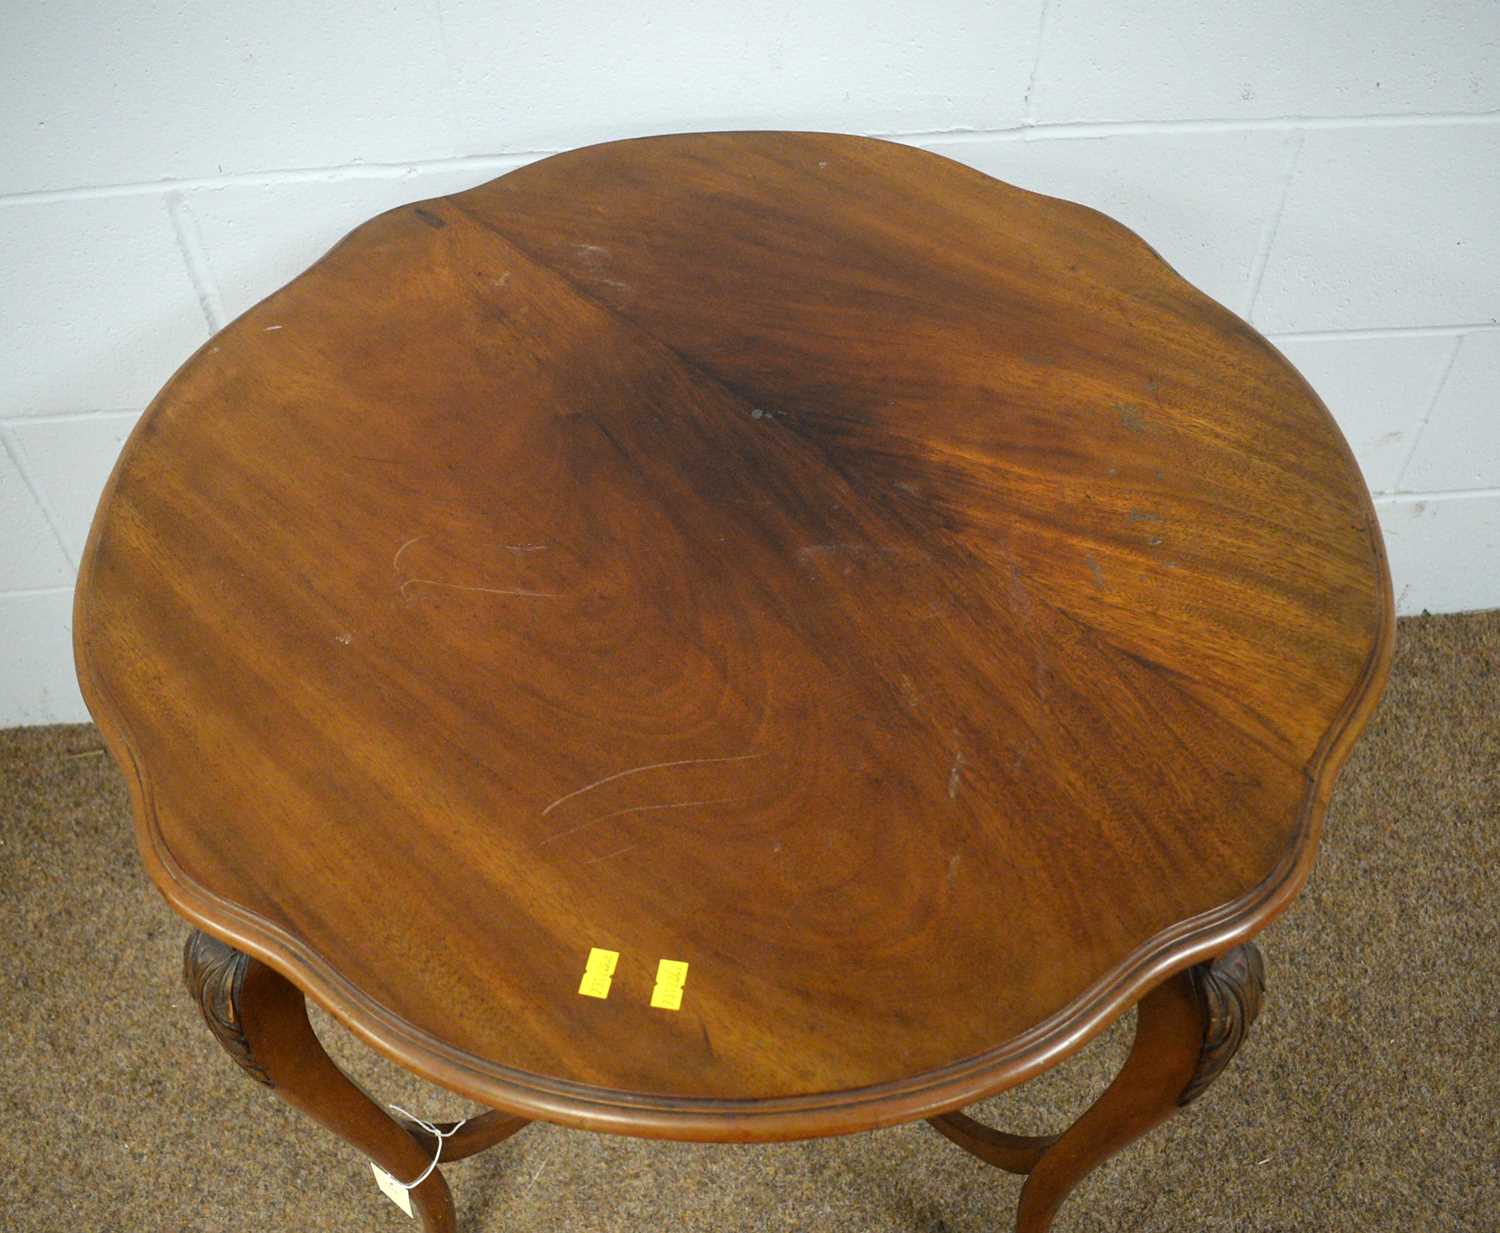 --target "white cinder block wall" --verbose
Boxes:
[3,1,1498,725]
